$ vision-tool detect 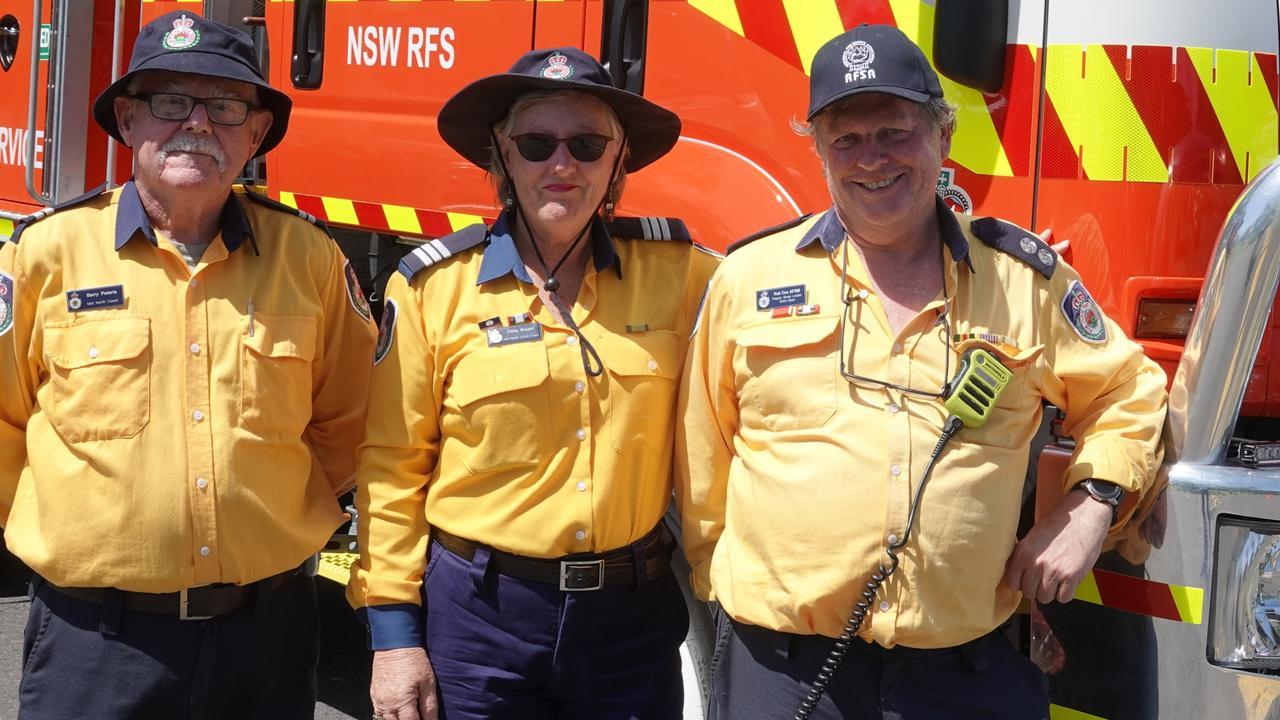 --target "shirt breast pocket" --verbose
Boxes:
[43,316,151,442]
[447,344,551,474]
[736,317,838,432]
[600,331,682,455]
[241,315,317,437]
